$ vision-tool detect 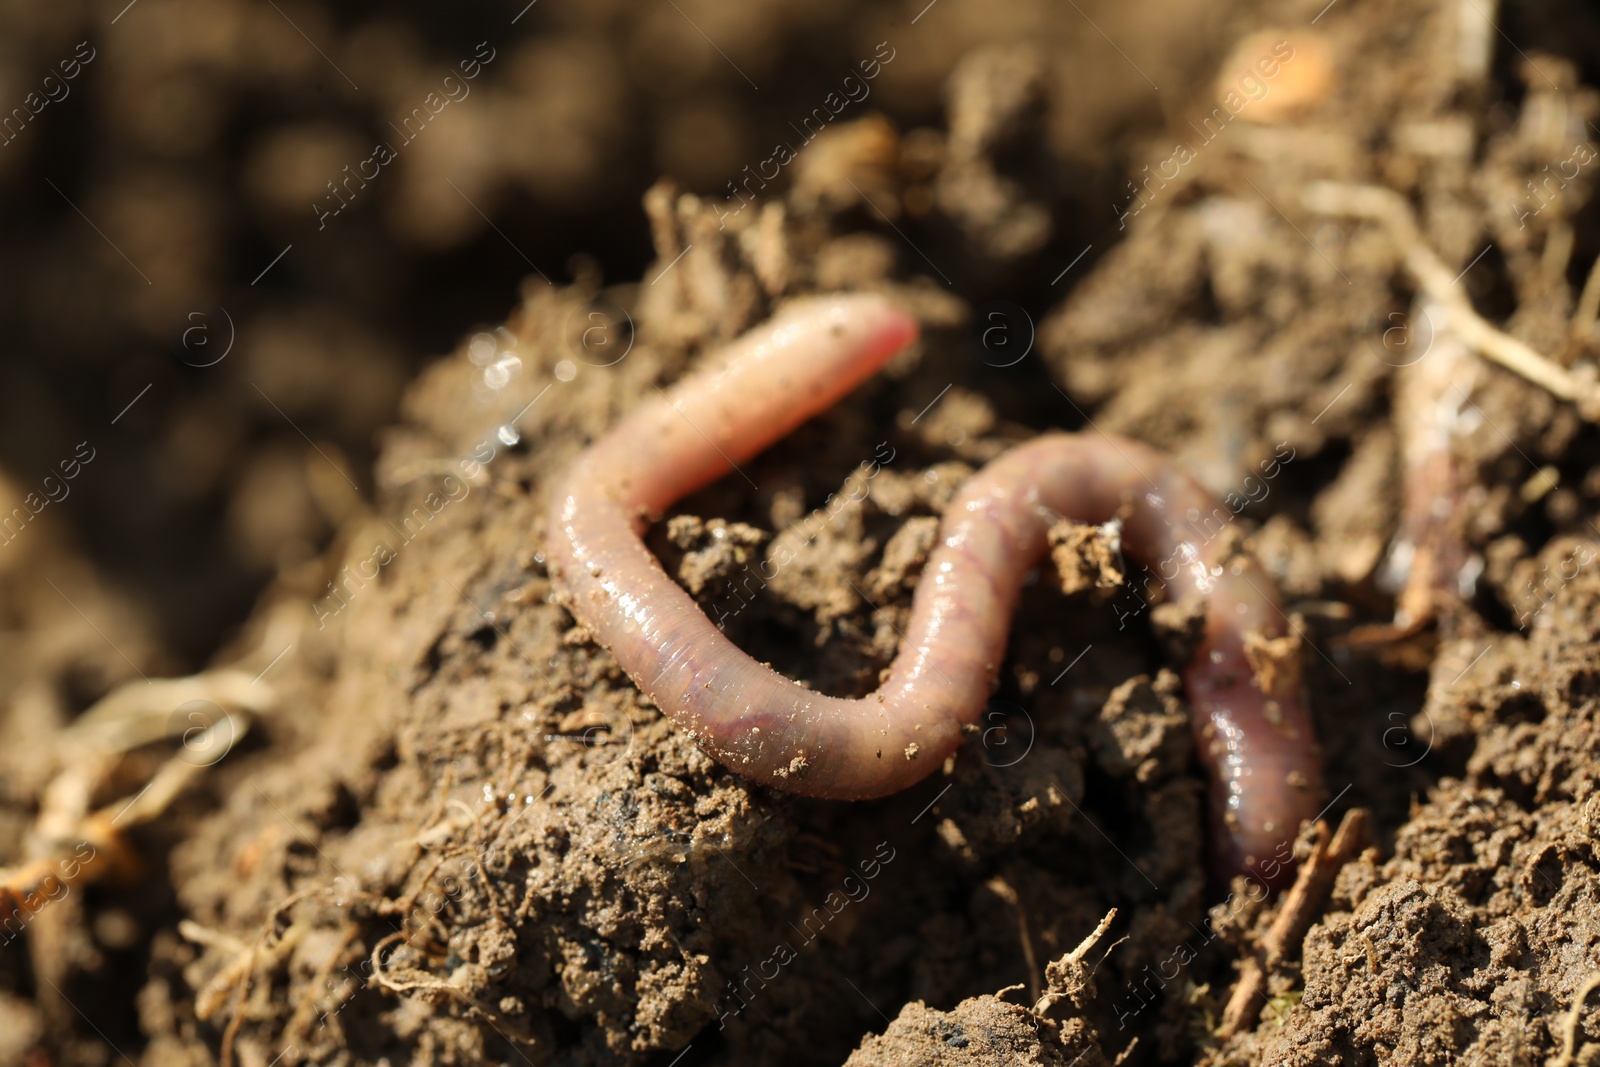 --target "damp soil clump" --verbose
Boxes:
[12,0,1600,1065]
